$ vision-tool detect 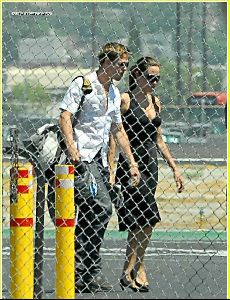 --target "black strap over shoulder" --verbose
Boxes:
[152,95,160,114]
[67,75,93,126]
[72,94,85,128]
[72,75,93,95]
